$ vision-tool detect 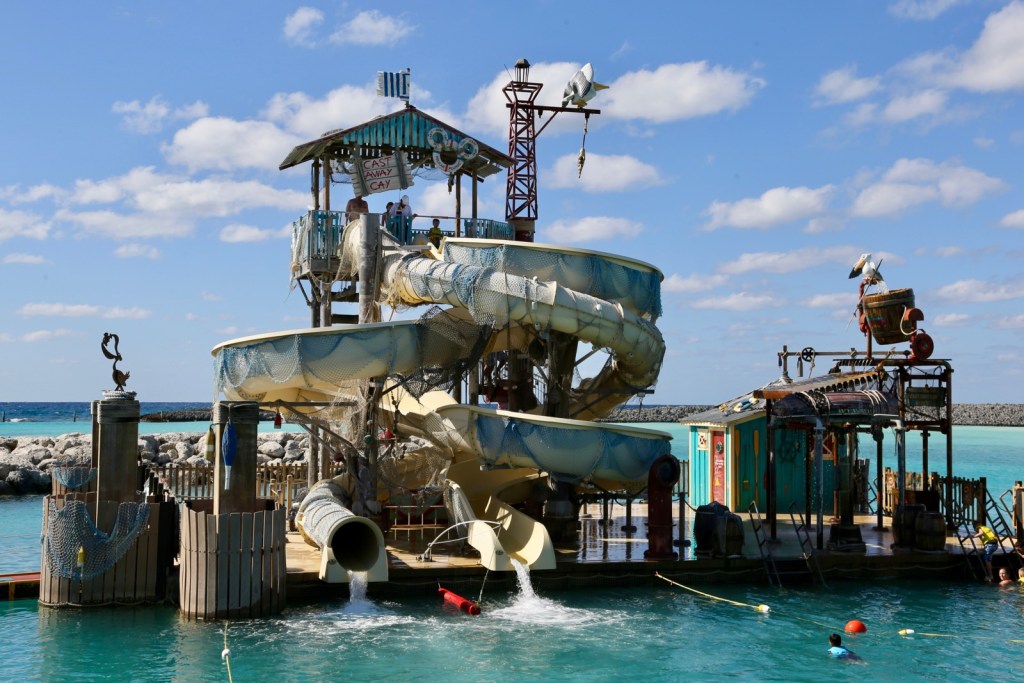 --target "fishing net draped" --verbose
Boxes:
[44,498,150,580]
